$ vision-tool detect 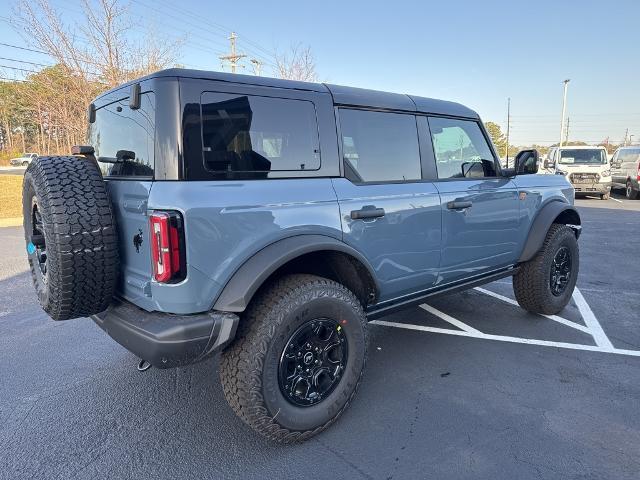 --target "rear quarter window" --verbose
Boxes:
[186,93,321,180]
[89,92,155,178]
